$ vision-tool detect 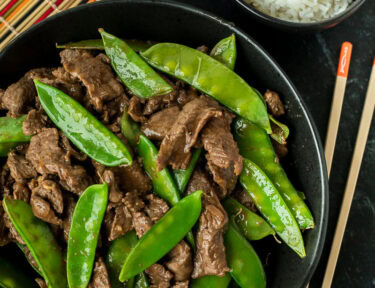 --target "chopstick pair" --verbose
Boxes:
[322,43,375,287]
